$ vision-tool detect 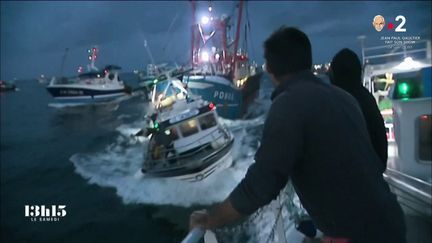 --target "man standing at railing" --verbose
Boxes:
[189,26,406,242]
